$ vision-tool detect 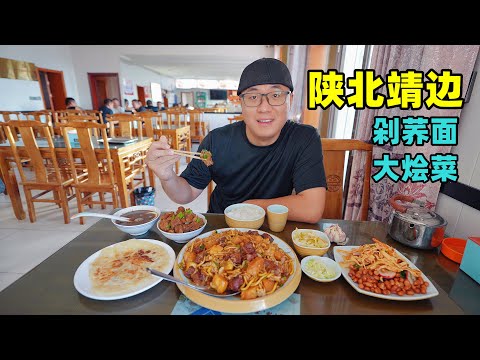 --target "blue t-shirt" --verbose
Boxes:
[180,120,327,214]
[98,106,113,123]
